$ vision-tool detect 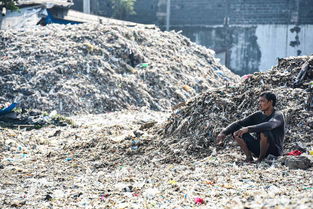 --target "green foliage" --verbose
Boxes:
[0,0,19,11]
[110,0,136,20]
